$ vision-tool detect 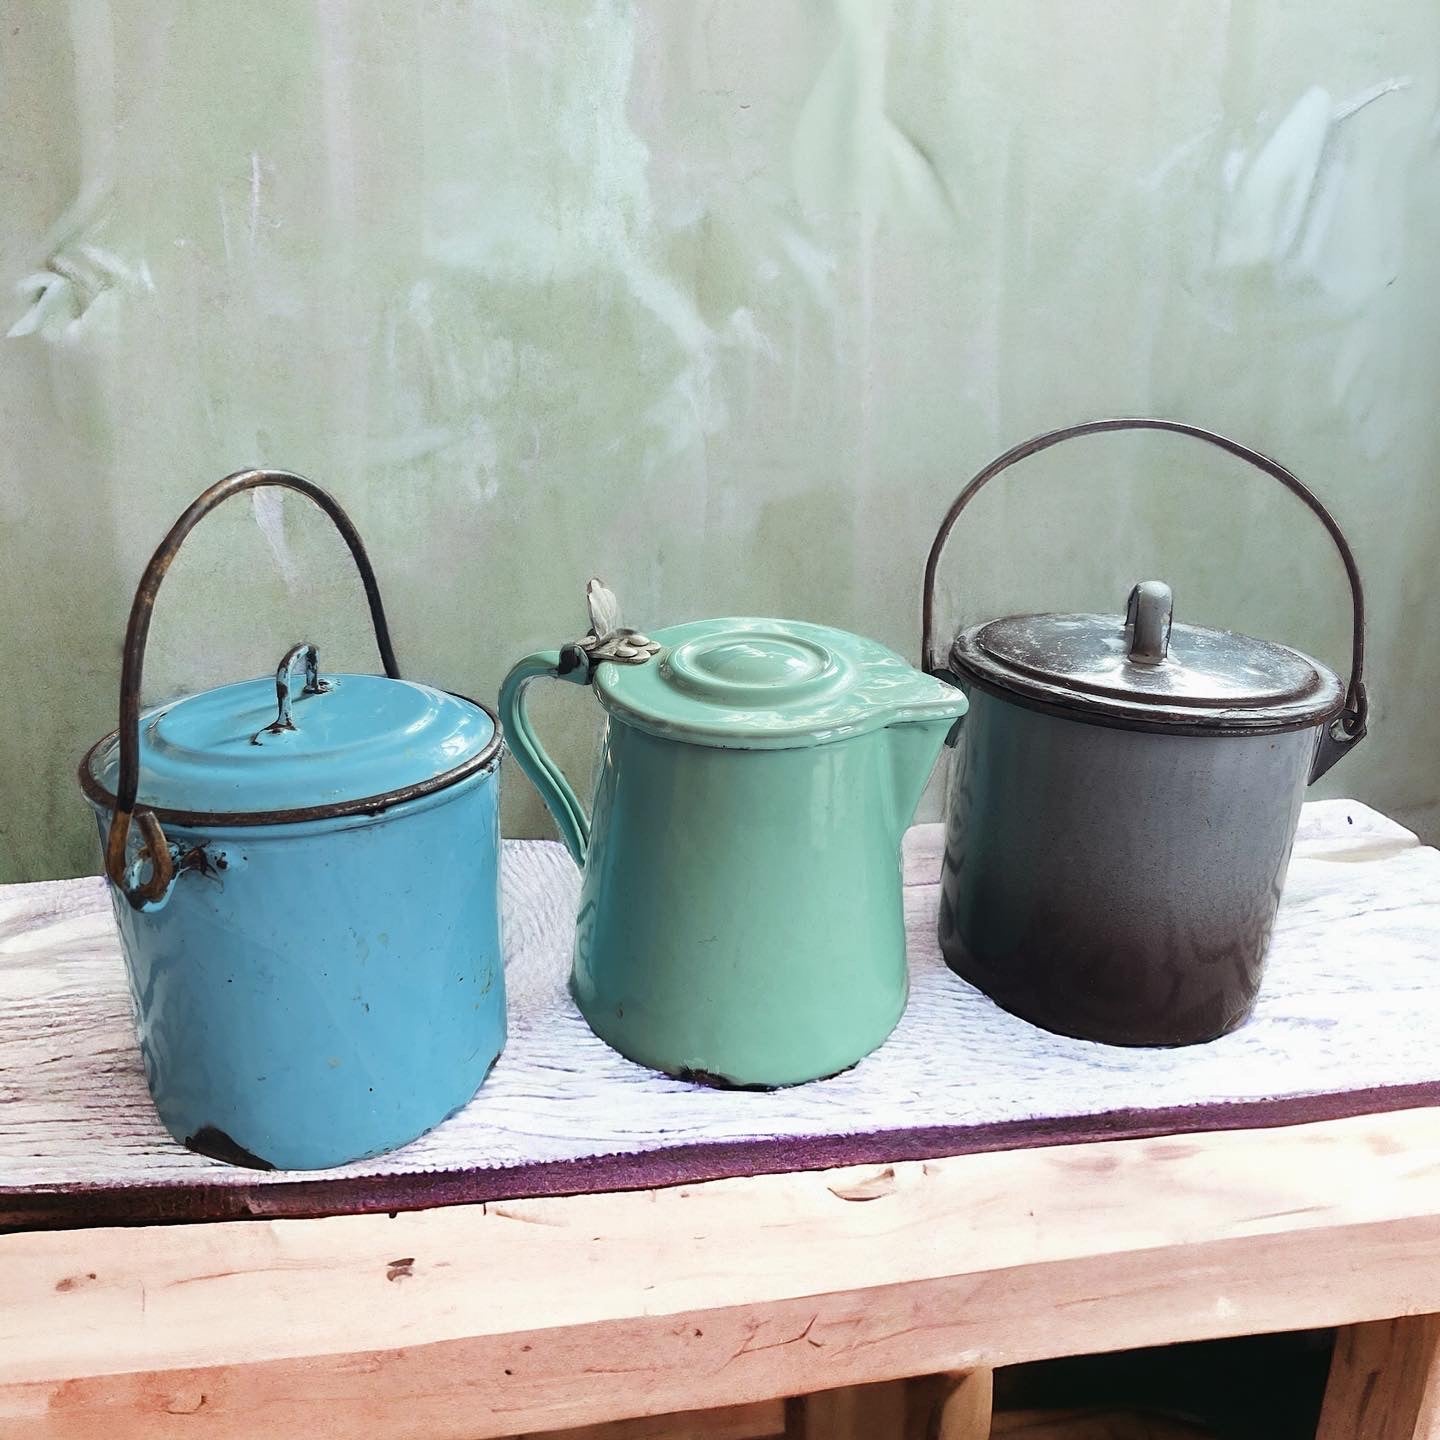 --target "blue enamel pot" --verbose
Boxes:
[78,470,505,1171]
